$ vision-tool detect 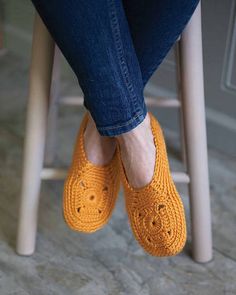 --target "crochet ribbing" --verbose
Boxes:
[117,112,187,256]
[63,112,120,233]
